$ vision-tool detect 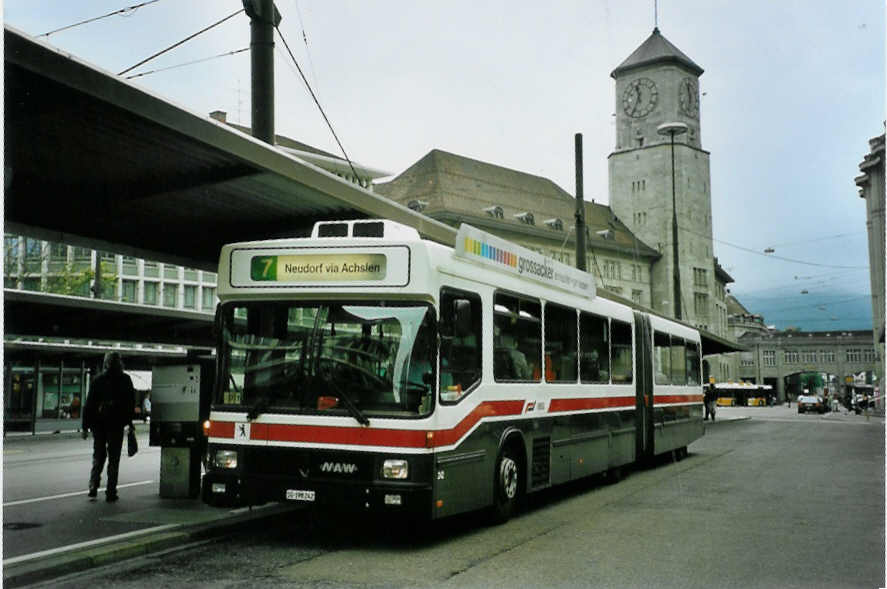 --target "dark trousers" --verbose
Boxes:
[89,425,125,495]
